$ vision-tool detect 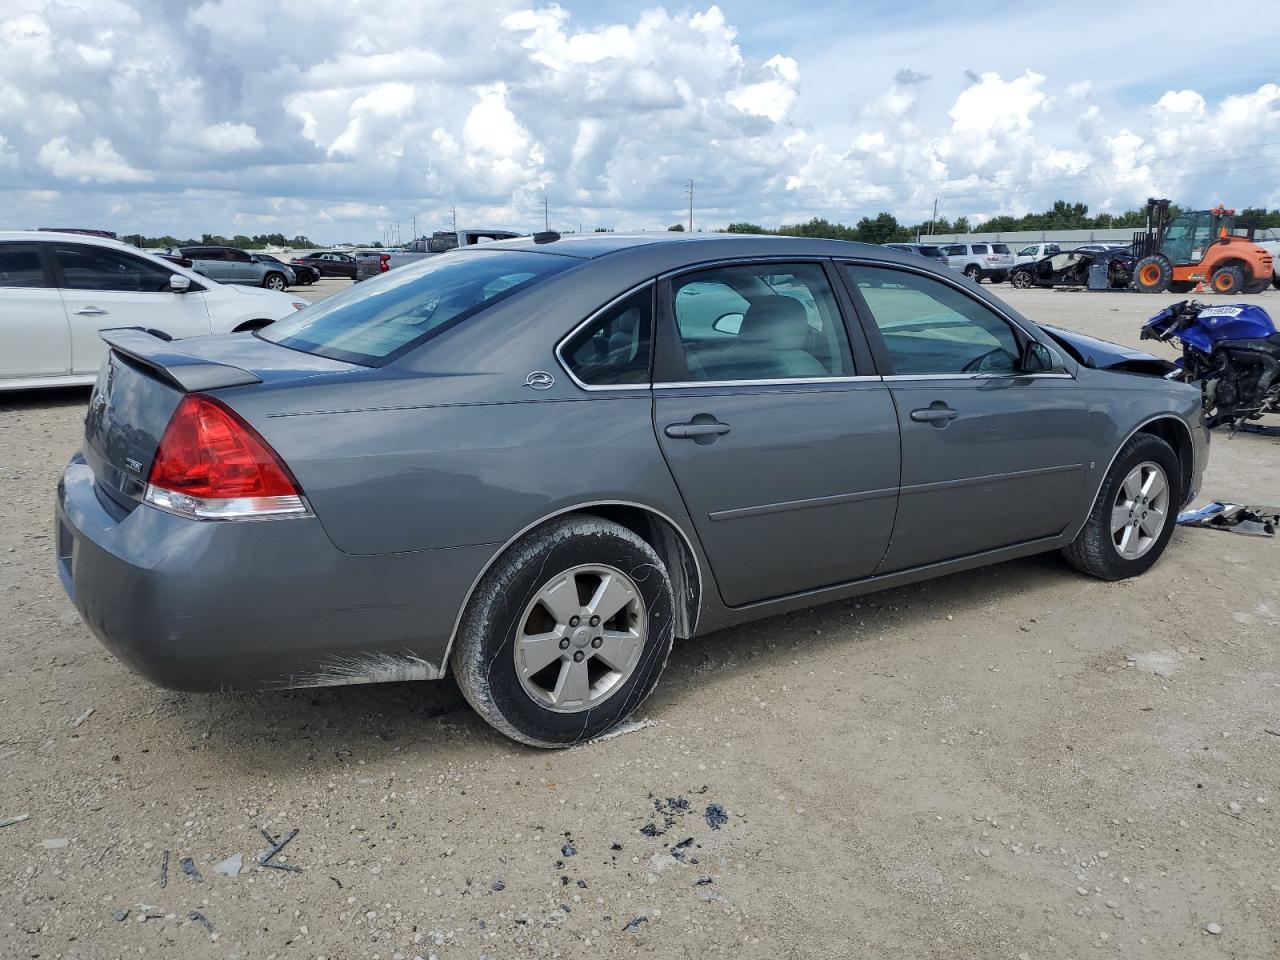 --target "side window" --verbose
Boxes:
[227,249,253,262]
[972,244,989,254]
[1016,246,1037,257]
[561,287,652,386]
[1046,244,1061,254]
[0,244,47,288]
[667,262,853,382]
[54,245,174,292]
[842,264,1021,376]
